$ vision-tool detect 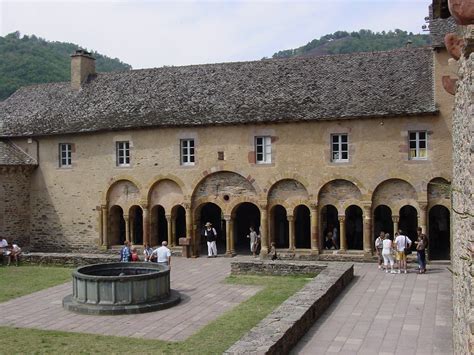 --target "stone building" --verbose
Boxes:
[0,27,454,259]
[431,0,474,352]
